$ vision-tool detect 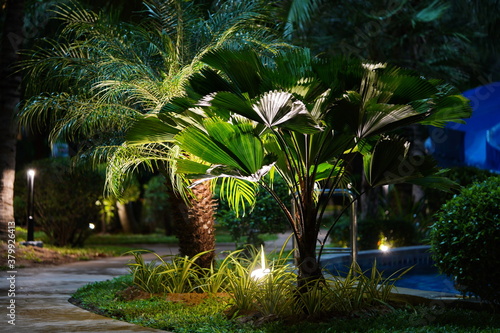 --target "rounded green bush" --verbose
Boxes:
[430,176,500,304]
